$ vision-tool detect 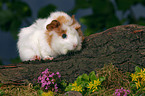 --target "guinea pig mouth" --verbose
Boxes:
[69,46,78,51]
[61,44,79,54]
